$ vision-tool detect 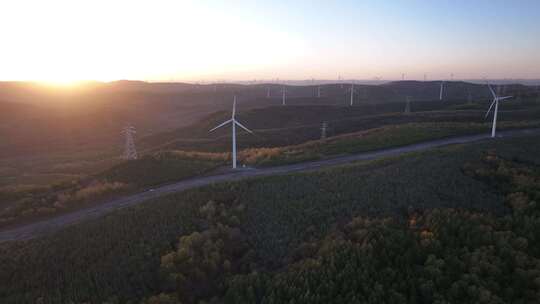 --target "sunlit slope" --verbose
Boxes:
[0,80,537,158]
[140,98,540,153]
